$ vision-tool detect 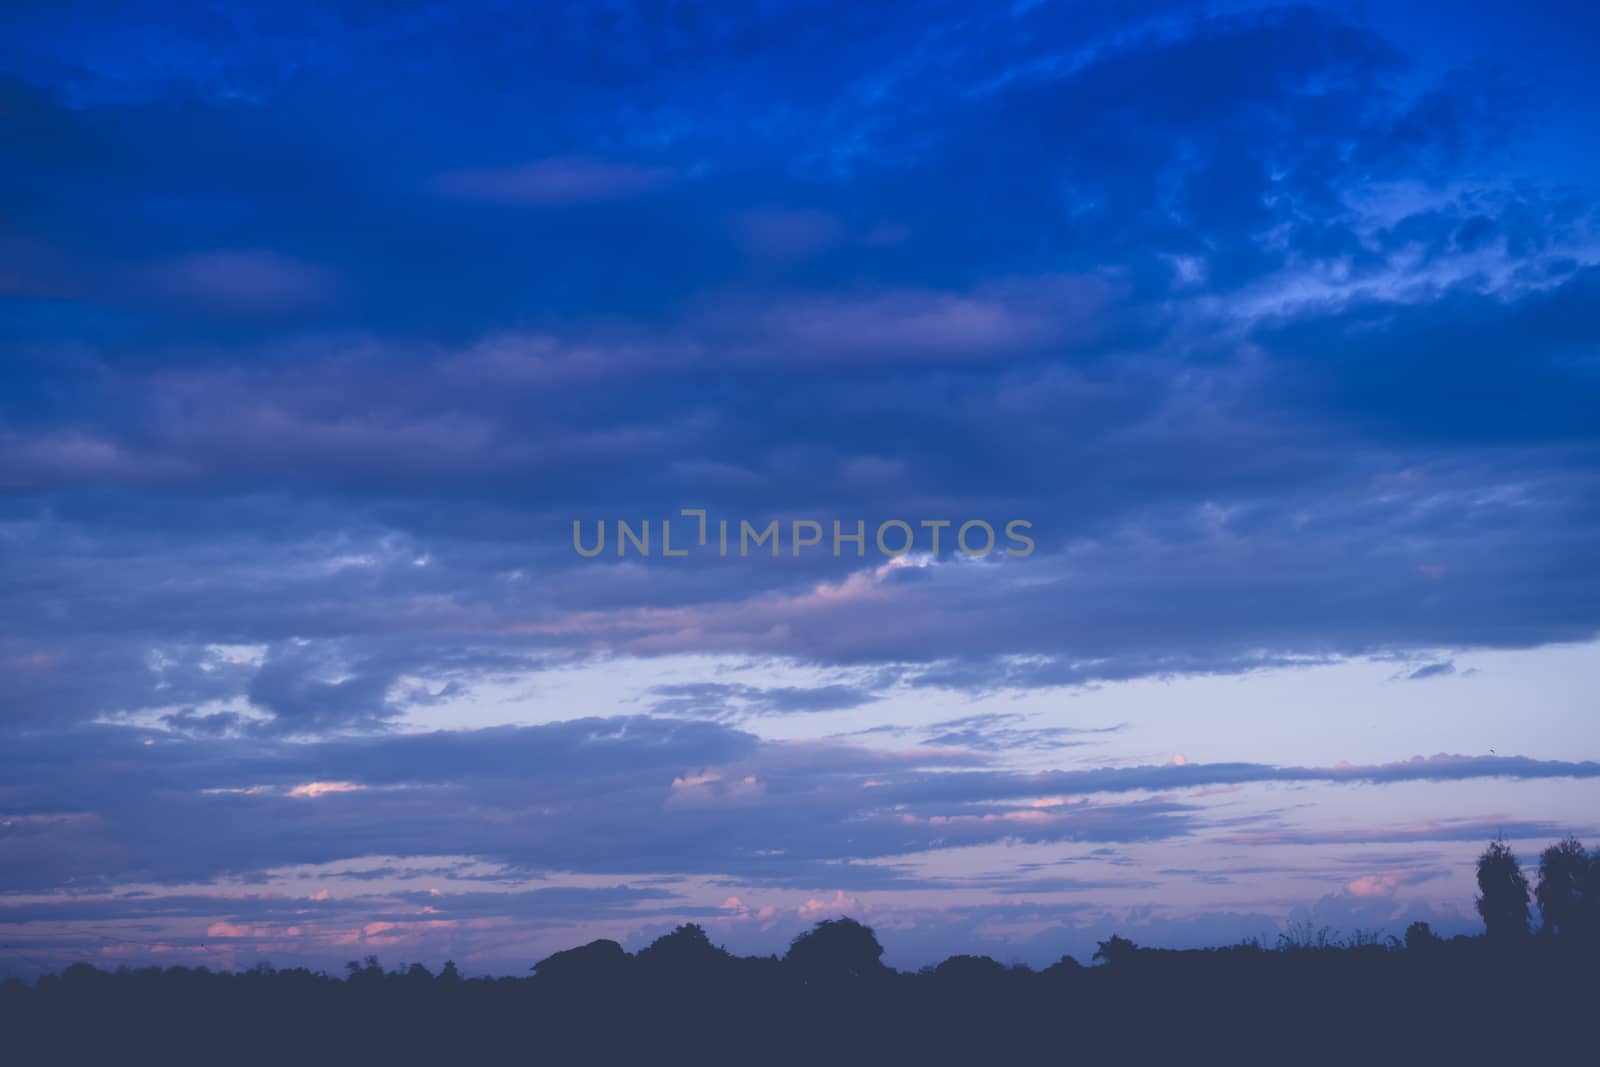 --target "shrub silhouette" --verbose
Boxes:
[1404,920,1440,951]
